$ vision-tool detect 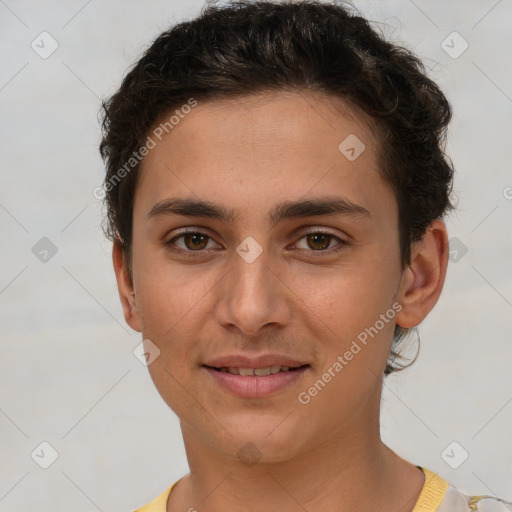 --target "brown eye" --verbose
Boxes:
[182,233,209,250]
[165,231,217,253]
[305,233,332,250]
[293,230,348,255]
